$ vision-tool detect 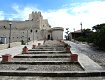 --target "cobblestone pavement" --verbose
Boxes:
[0,64,83,71]
[65,41,105,69]
[0,40,105,79]
[0,40,84,72]
[0,76,104,80]
[11,58,70,61]
[16,53,70,57]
